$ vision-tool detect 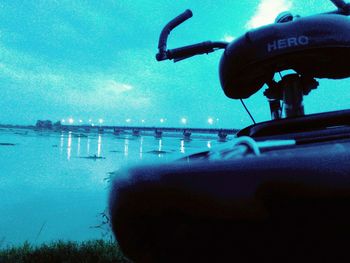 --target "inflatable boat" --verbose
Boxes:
[109,1,350,261]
